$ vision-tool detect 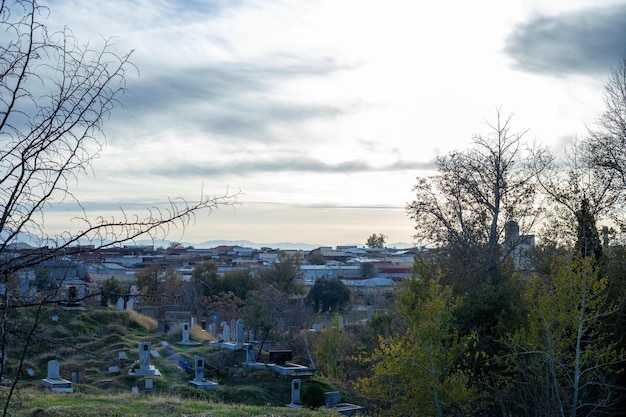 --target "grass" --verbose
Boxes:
[1,307,353,417]
[8,388,338,416]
